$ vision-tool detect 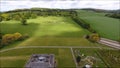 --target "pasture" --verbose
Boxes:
[77,10,120,41]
